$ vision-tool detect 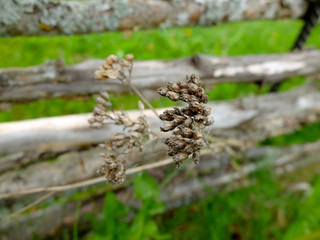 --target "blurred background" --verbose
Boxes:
[1,0,320,239]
